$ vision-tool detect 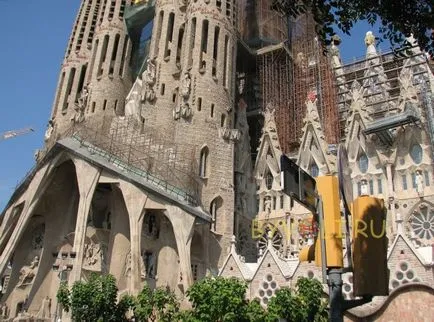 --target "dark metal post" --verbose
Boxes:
[328,268,344,322]
[317,198,327,284]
